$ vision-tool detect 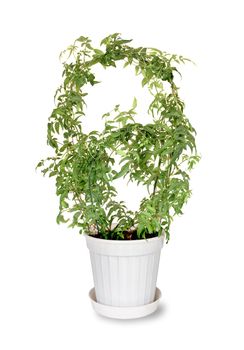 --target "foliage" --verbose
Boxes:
[37,33,200,241]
